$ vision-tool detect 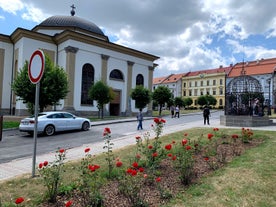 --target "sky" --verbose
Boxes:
[1,0,276,78]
